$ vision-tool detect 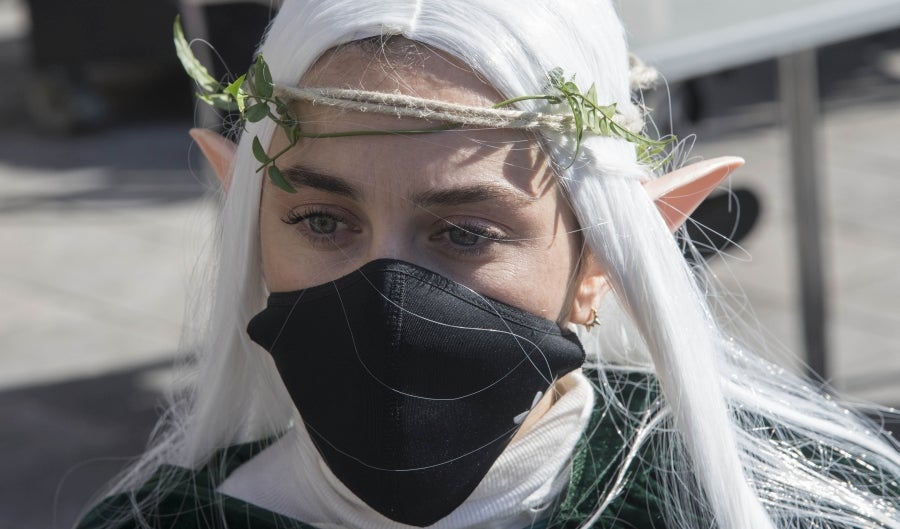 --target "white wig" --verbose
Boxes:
[100,1,900,529]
